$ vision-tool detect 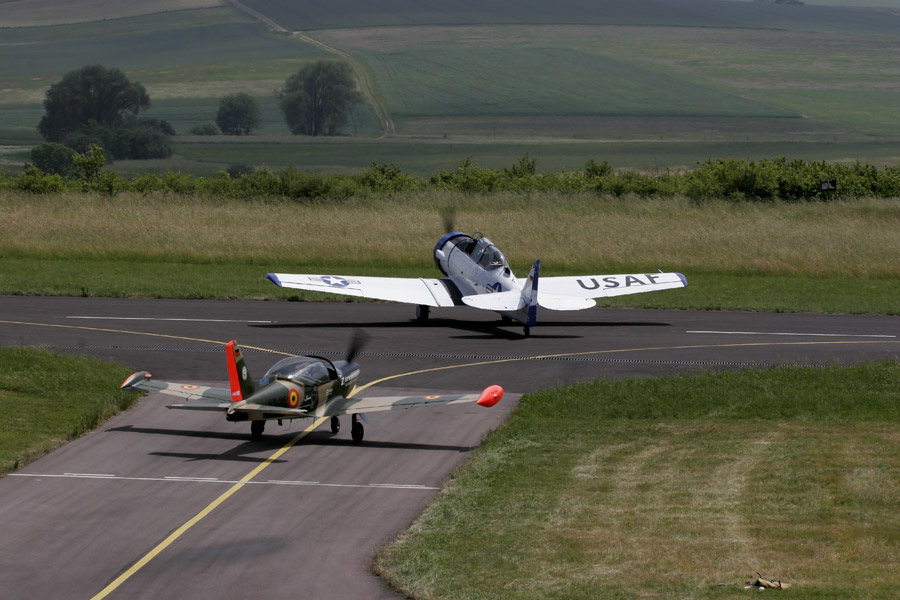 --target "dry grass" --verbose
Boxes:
[1,192,898,278]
